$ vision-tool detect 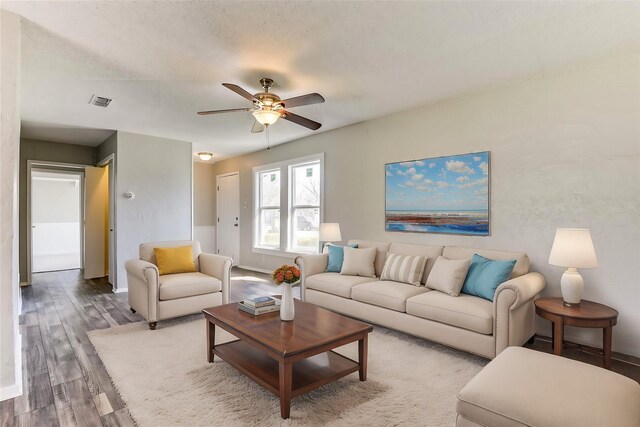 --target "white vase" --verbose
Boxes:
[280,282,296,321]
